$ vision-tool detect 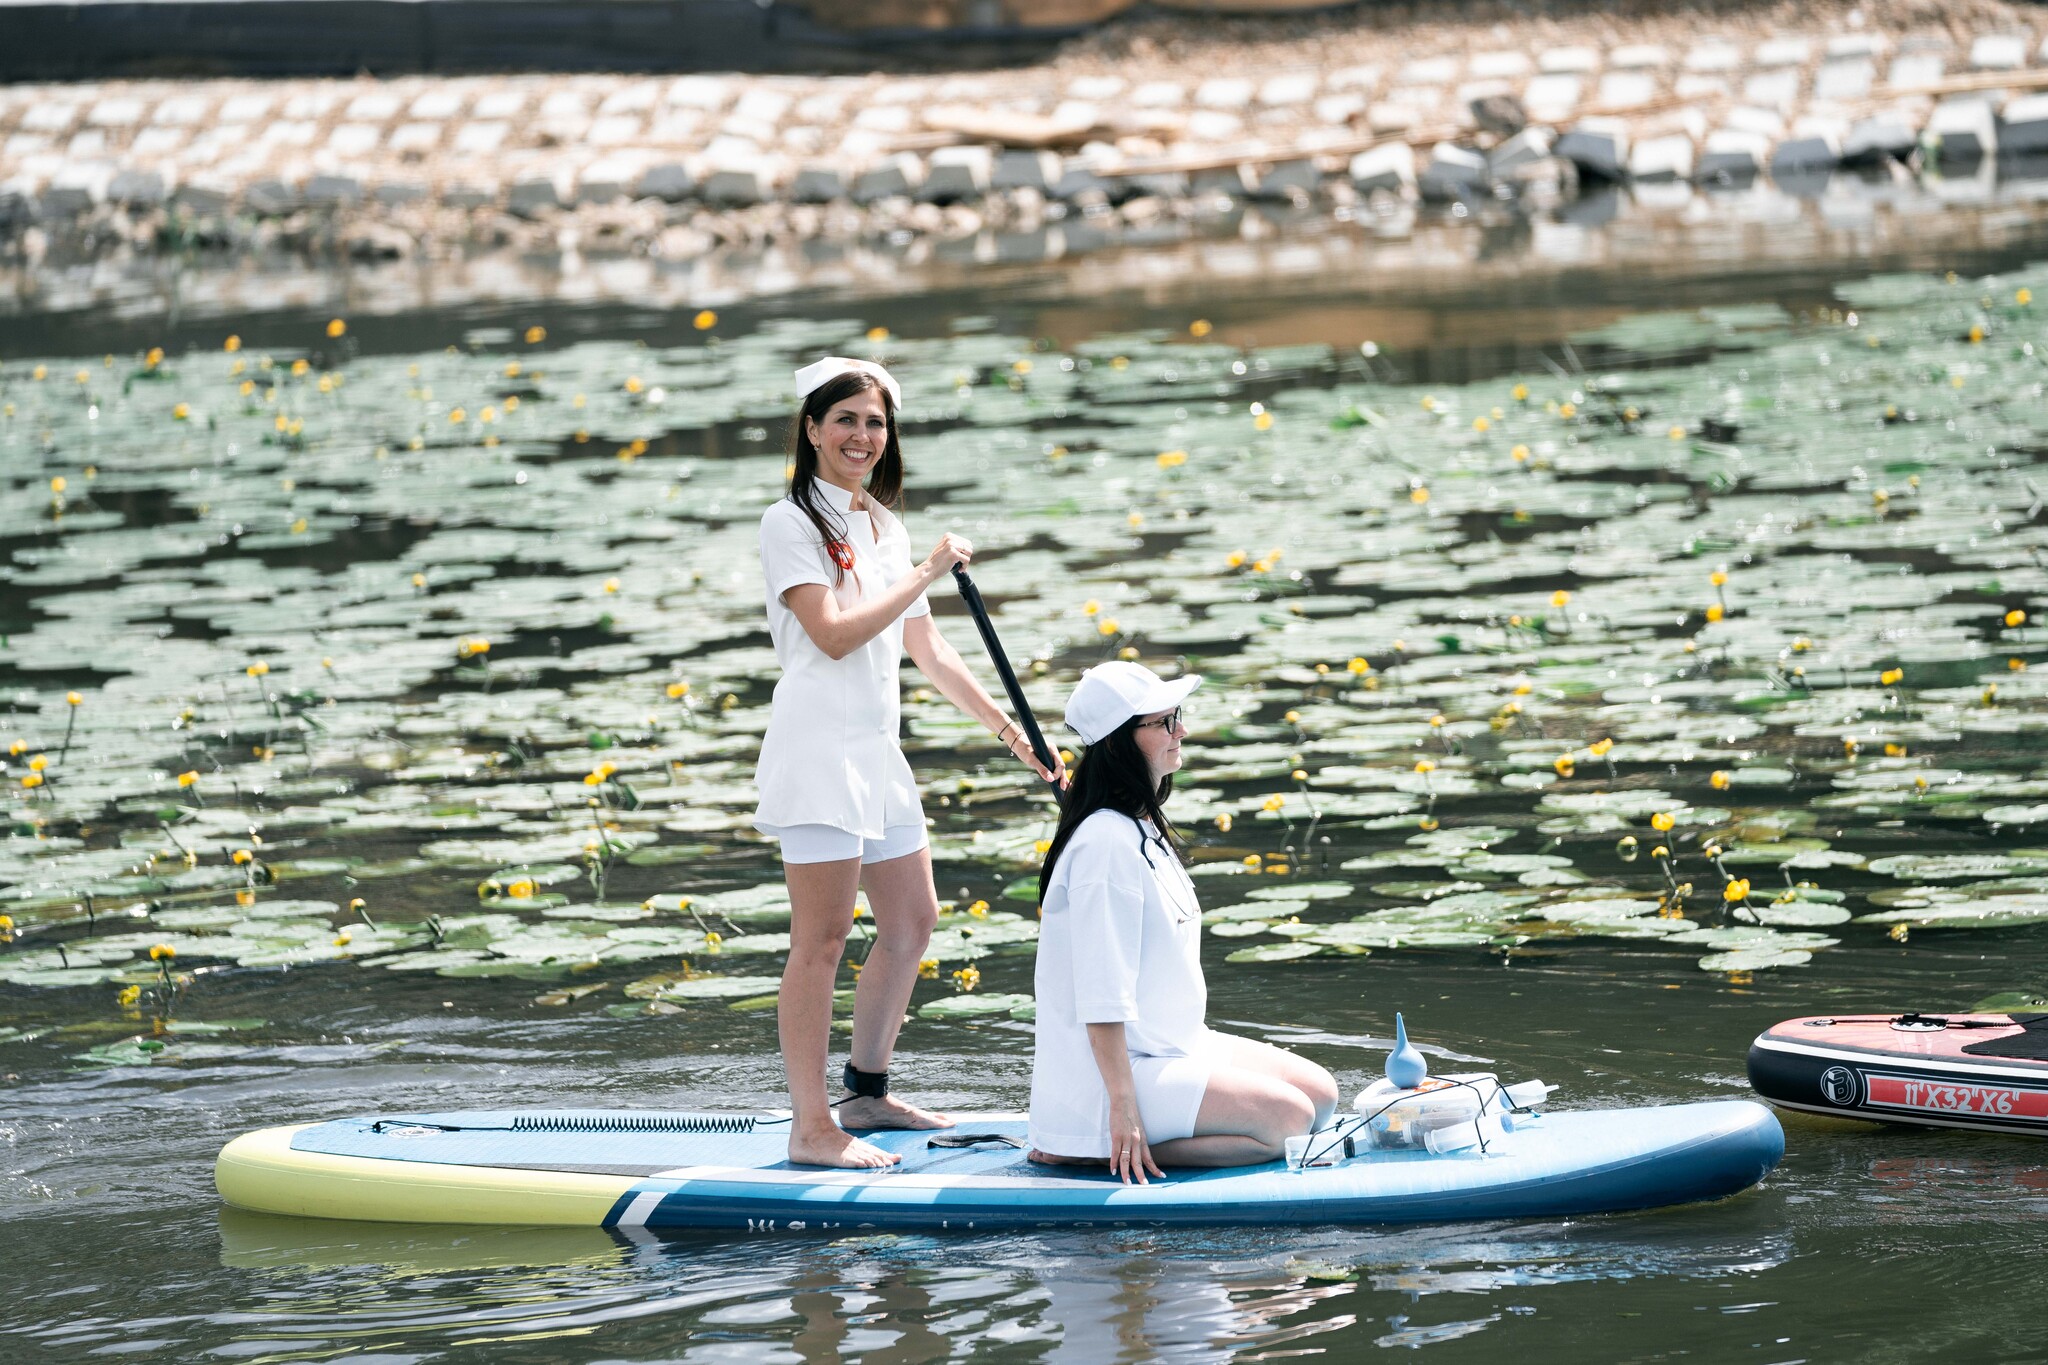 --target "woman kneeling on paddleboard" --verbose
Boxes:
[756,356,1061,1170]
[1029,662,1338,1183]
